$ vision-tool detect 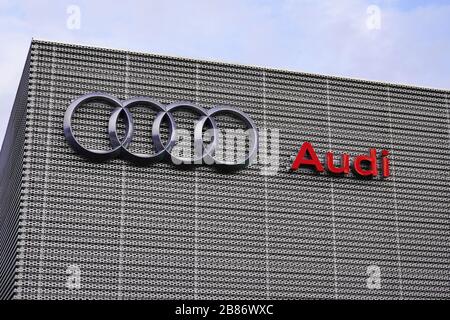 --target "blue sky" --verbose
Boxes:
[1,0,449,148]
